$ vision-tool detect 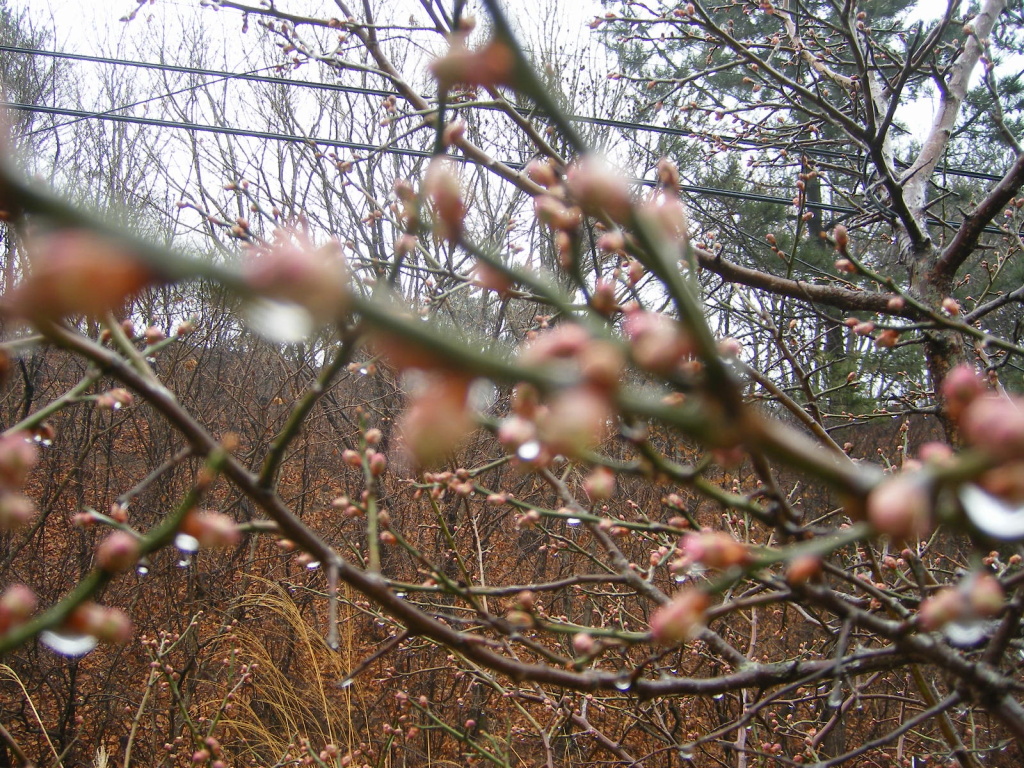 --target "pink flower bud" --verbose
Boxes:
[832,224,848,252]
[179,511,241,548]
[7,230,154,320]
[875,329,900,348]
[583,466,616,502]
[656,157,680,189]
[0,584,38,633]
[430,36,516,91]
[0,433,38,490]
[423,159,466,243]
[961,395,1024,459]
[565,156,633,225]
[525,159,558,188]
[649,589,709,644]
[681,531,750,570]
[968,572,1004,617]
[368,452,388,476]
[867,475,931,541]
[786,555,822,585]
[539,386,612,458]
[572,632,596,655]
[0,492,35,530]
[399,376,473,468]
[66,603,133,644]
[624,309,694,373]
[96,531,142,573]
[941,365,986,423]
[918,588,967,631]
